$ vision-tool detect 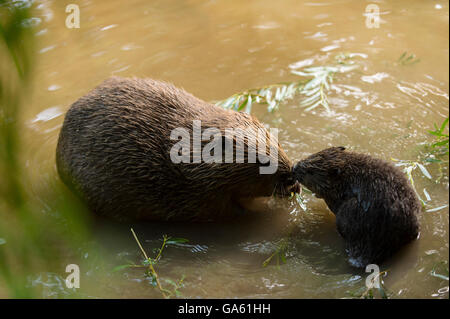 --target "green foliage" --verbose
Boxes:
[427,118,449,158]
[114,229,187,298]
[392,117,449,210]
[347,270,391,299]
[292,65,357,112]
[0,1,90,298]
[392,158,432,206]
[262,238,288,268]
[430,261,449,281]
[397,52,420,66]
[215,56,358,114]
[216,81,305,113]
